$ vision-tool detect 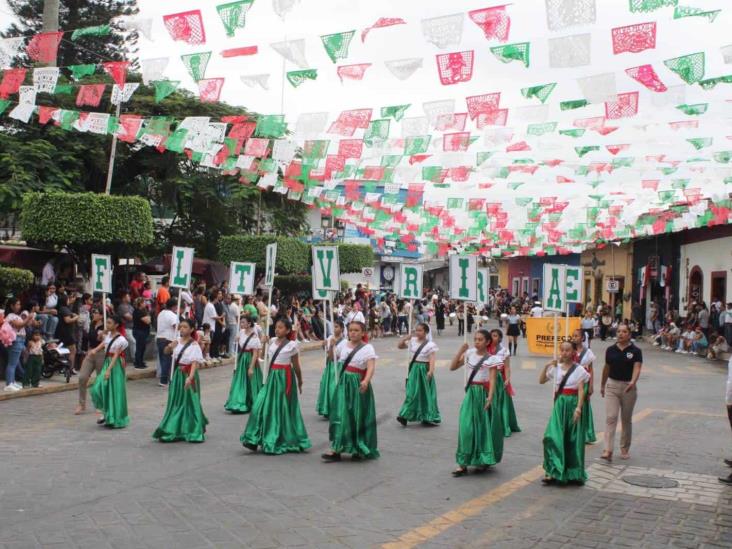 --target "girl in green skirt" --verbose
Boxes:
[153,319,209,442]
[322,321,379,462]
[225,316,262,413]
[241,317,311,454]
[539,341,590,485]
[449,329,504,477]
[89,316,129,429]
[396,323,441,426]
[490,329,521,437]
[316,319,345,418]
[571,329,597,445]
